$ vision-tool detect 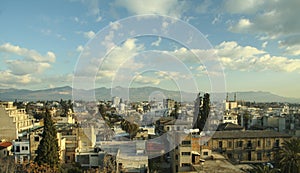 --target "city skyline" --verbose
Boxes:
[1,0,300,98]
